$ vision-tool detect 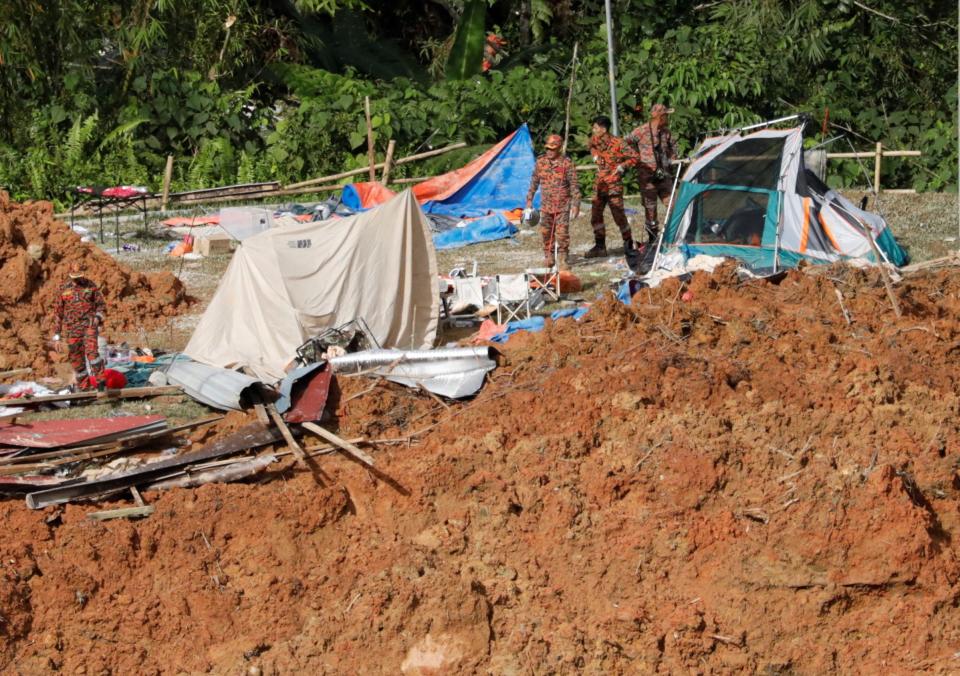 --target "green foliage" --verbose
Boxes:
[445,0,487,80]
[0,0,954,207]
